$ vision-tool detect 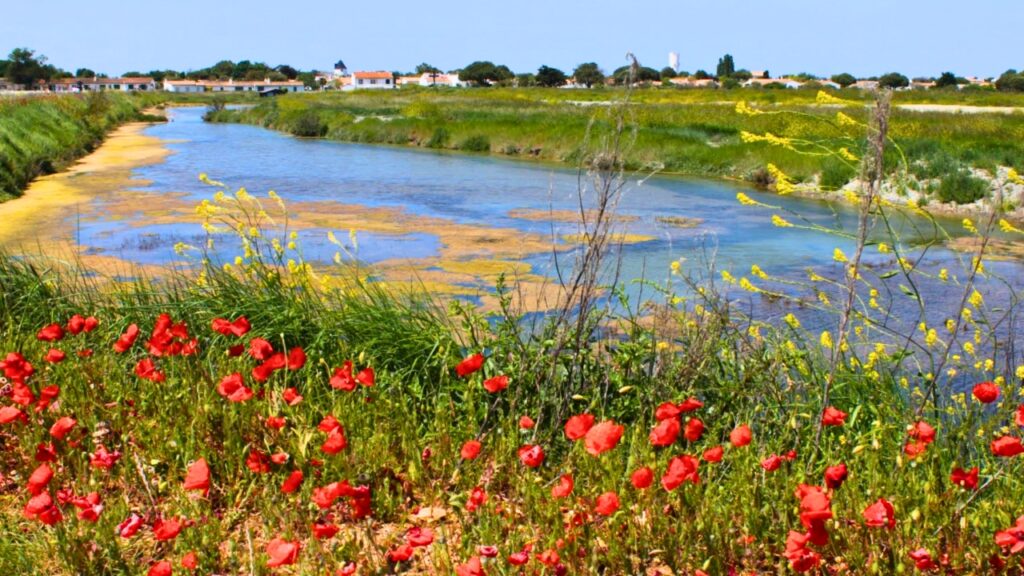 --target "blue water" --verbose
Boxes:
[70,107,1022,342]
